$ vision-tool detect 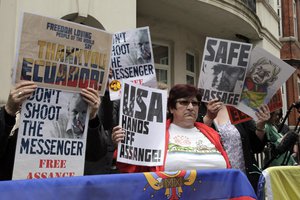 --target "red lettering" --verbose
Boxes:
[27,171,75,179]
[39,159,67,168]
